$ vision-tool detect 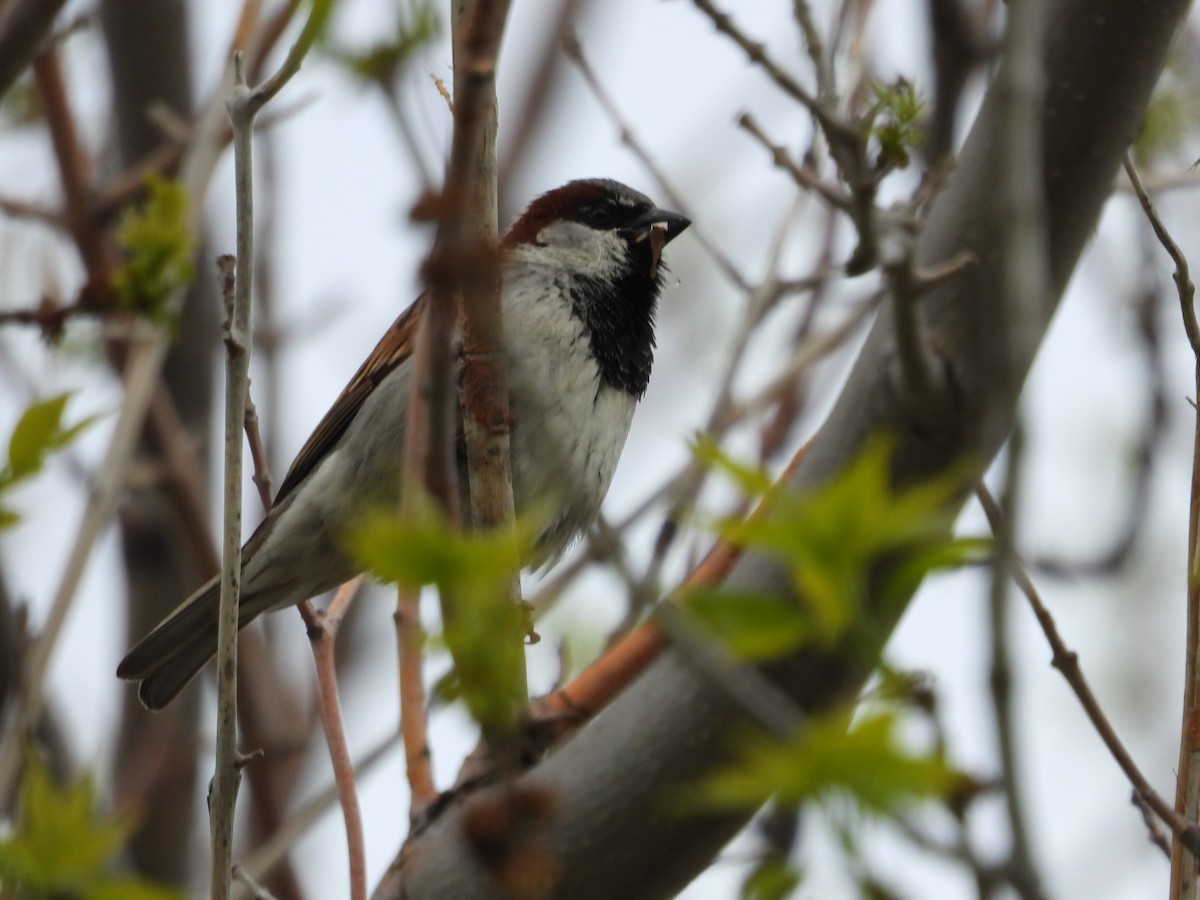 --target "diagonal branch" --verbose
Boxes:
[976,485,1200,859]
